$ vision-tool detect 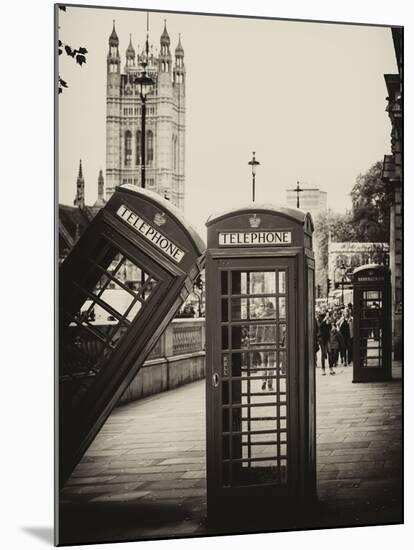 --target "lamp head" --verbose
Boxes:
[135,73,154,98]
